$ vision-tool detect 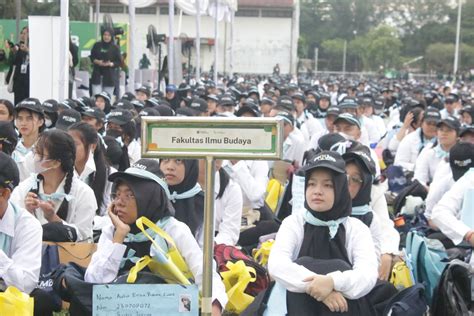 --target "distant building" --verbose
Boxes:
[88,0,295,74]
